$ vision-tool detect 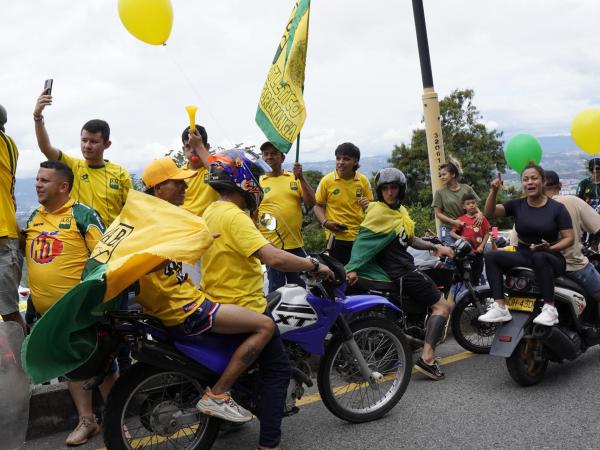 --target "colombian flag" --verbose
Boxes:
[22,190,213,384]
[255,0,310,153]
[345,202,415,282]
